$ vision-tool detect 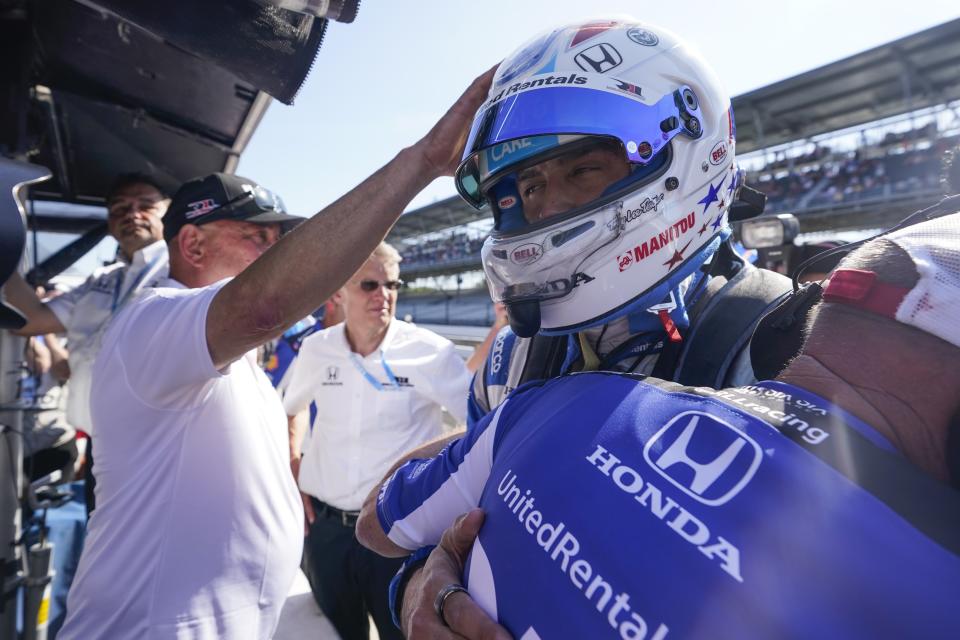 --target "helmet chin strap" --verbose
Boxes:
[507,299,542,338]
